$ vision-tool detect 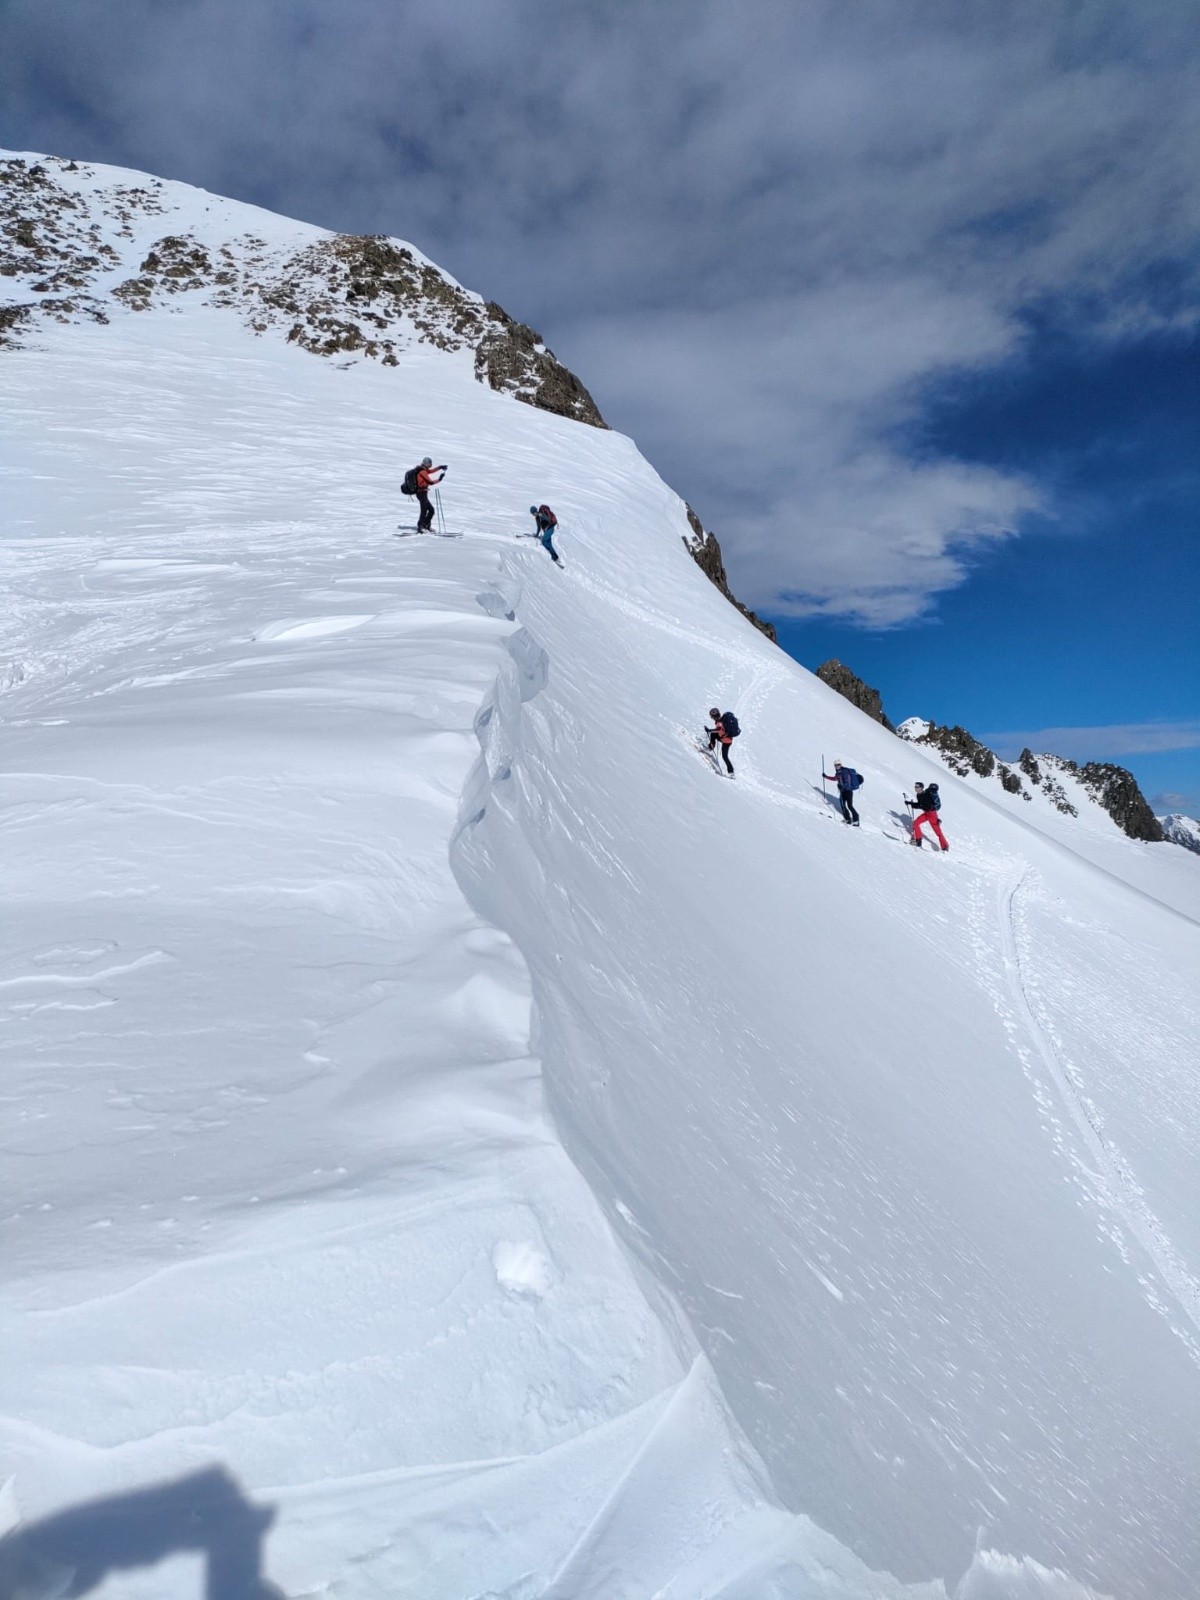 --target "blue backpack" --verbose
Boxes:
[841,767,863,791]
